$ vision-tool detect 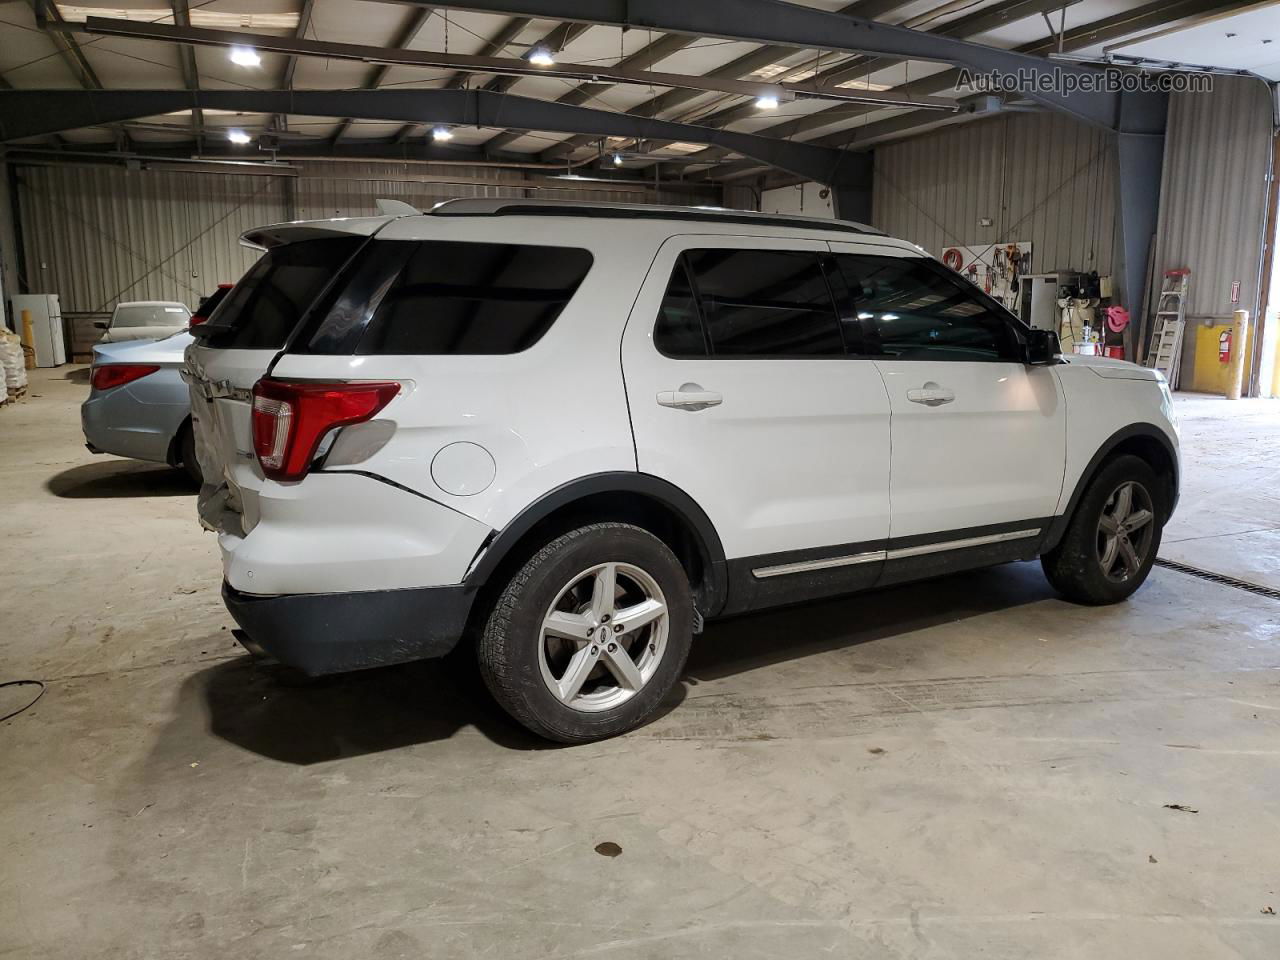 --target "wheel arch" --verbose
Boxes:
[464,473,729,618]
[1044,423,1179,551]
[165,414,194,468]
